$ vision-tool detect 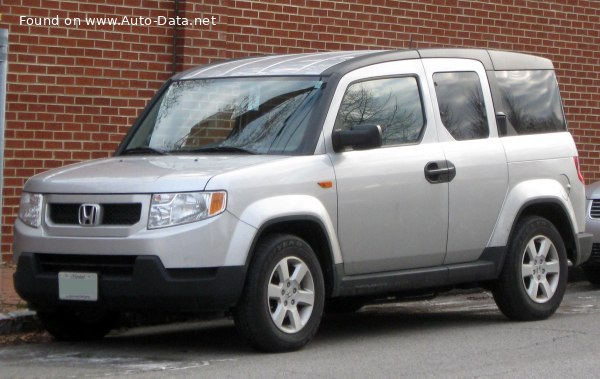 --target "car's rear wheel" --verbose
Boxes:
[492,216,567,320]
[234,234,325,352]
[37,308,118,341]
